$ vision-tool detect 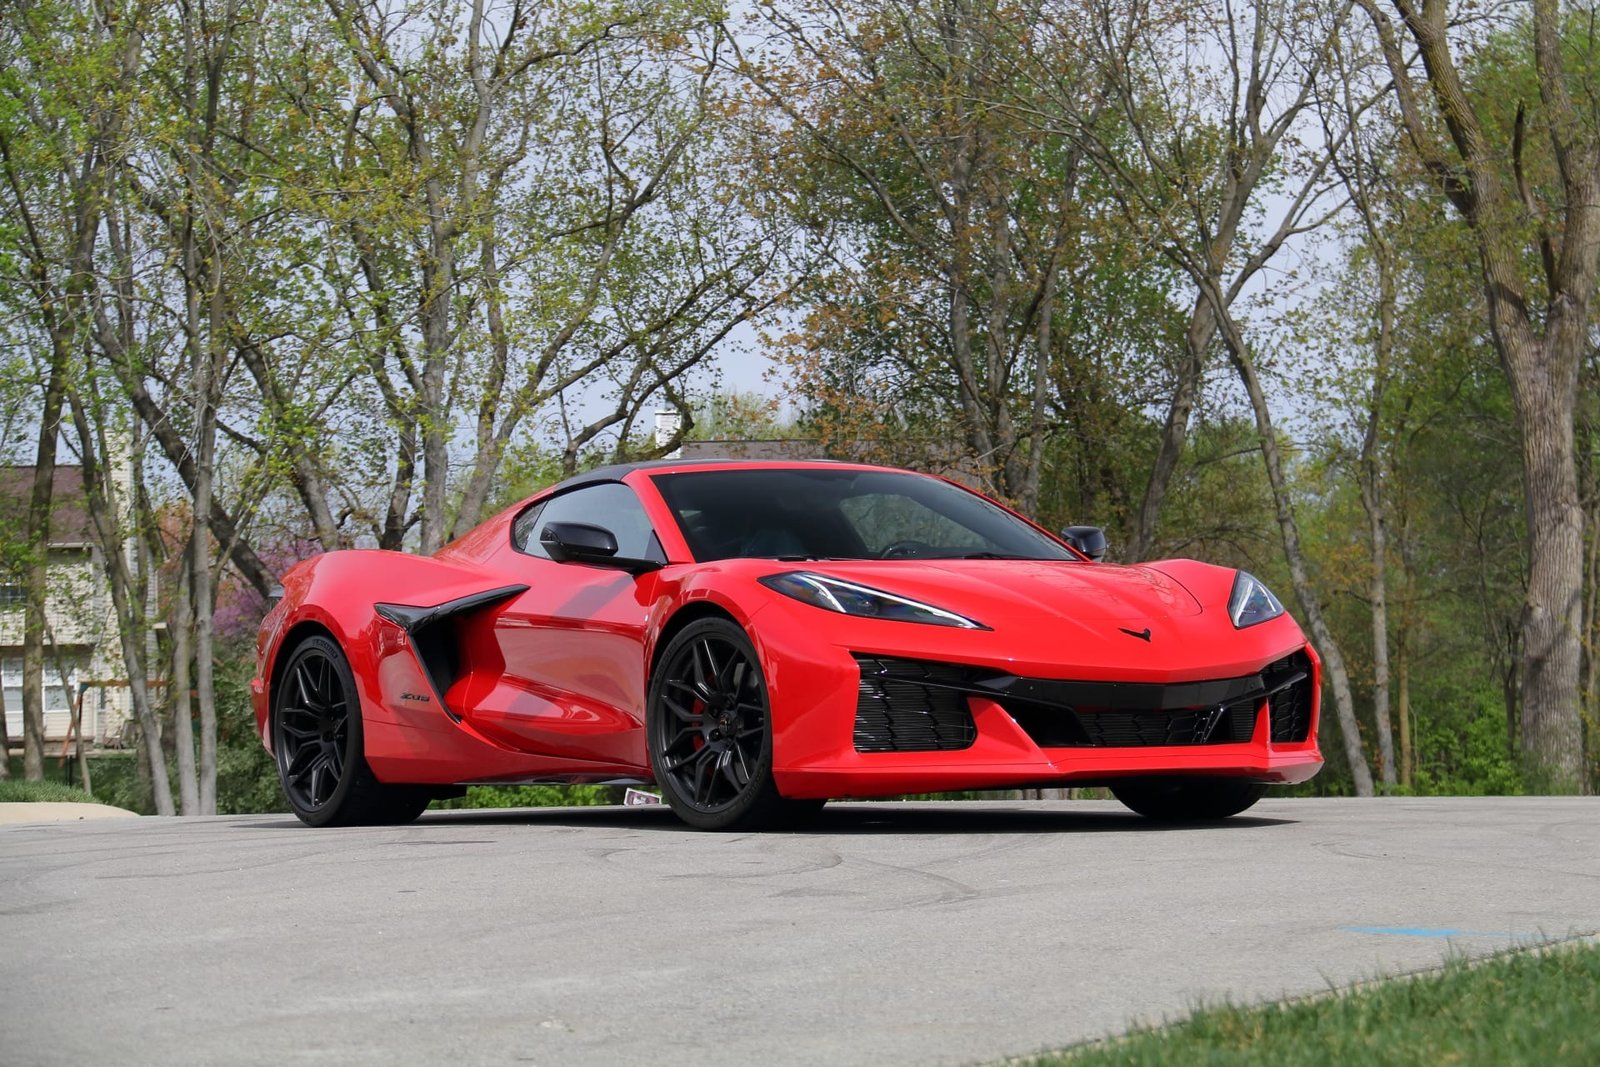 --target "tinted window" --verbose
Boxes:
[651,468,1074,562]
[512,482,665,562]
